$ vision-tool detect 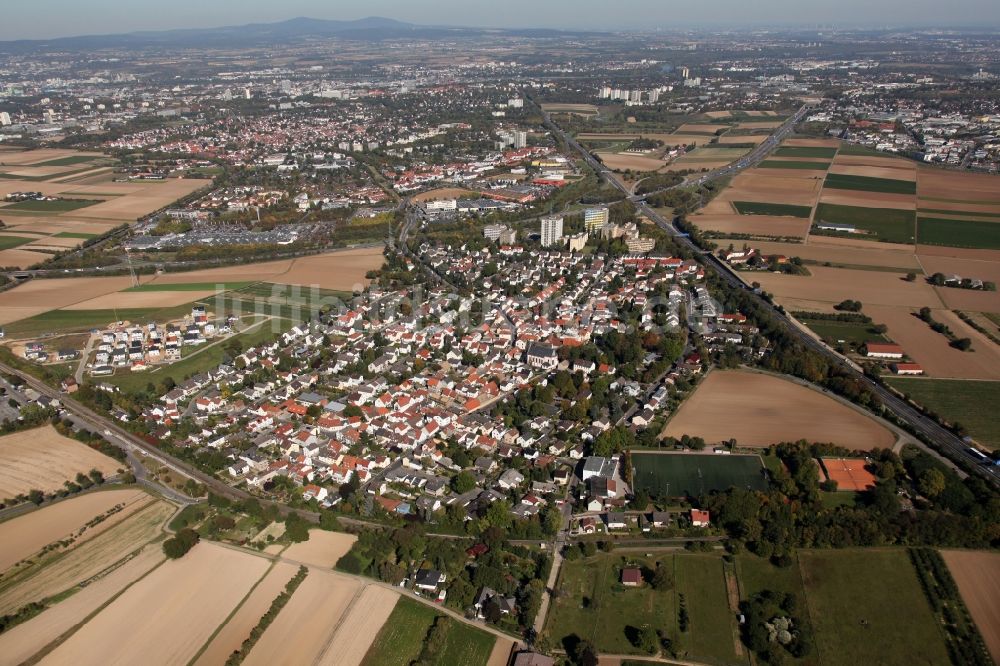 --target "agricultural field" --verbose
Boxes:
[661,370,896,449]
[361,596,497,666]
[824,174,917,195]
[0,497,174,615]
[886,378,1000,449]
[774,146,838,159]
[759,160,831,170]
[918,217,1000,250]
[630,452,767,497]
[941,550,1000,662]
[40,541,270,666]
[798,316,890,353]
[813,203,916,244]
[0,425,125,499]
[732,201,813,218]
[124,281,256,292]
[317,585,403,666]
[2,198,100,213]
[281,529,358,568]
[797,549,951,666]
[0,488,149,572]
[545,552,740,664]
